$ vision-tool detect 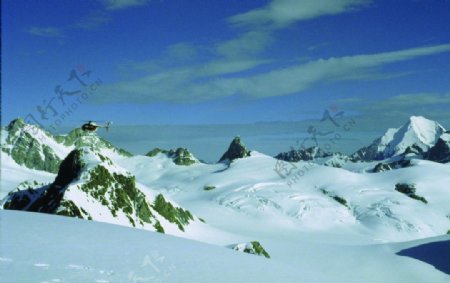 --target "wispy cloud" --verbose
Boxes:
[362,92,450,110]
[216,30,274,59]
[307,42,330,51]
[102,0,151,10]
[199,59,271,77]
[333,91,450,130]
[336,92,450,110]
[219,0,370,60]
[26,0,144,39]
[164,43,198,62]
[93,44,450,104]
[229,0,371,28]
[233,44,450,98]
[26,26,64,38]
[76,11,111,30]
